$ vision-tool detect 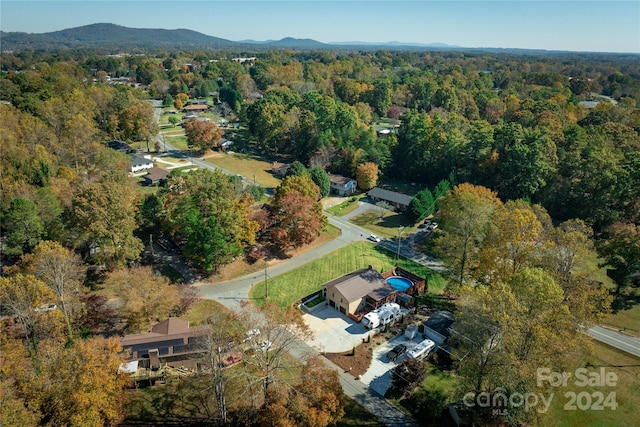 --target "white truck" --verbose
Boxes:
[407,338,435,360]
[361,303,401,329]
